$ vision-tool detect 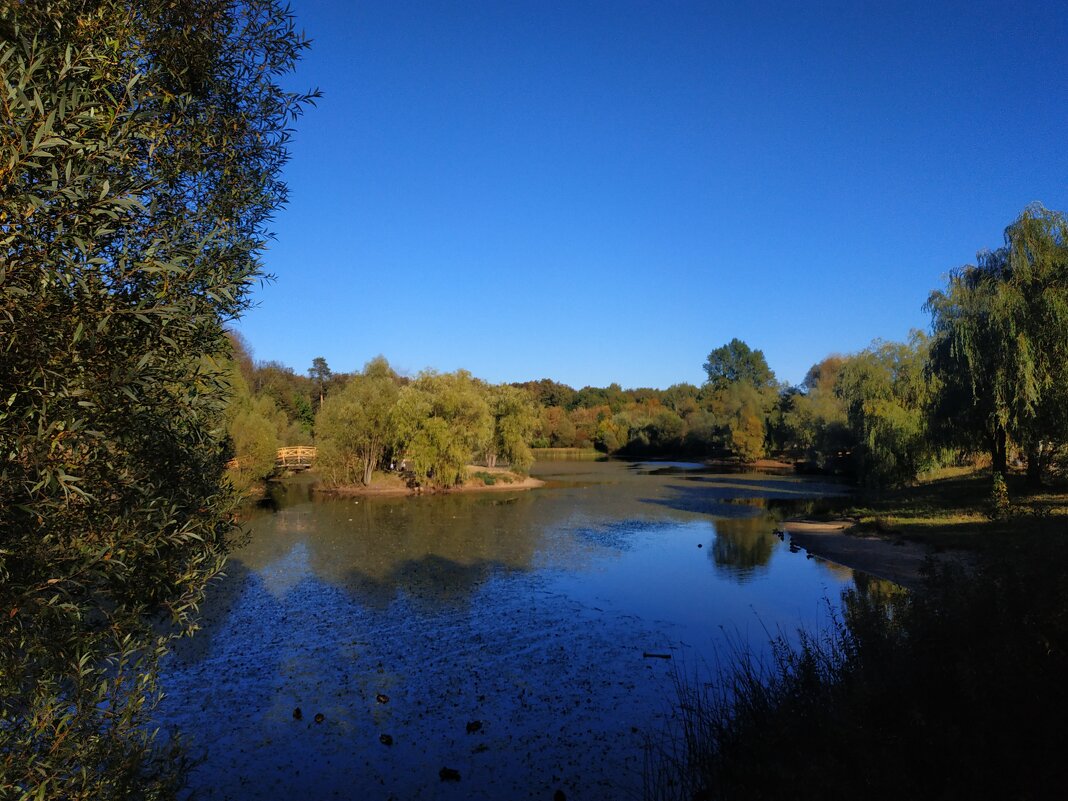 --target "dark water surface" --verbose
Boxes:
[159,460,855,800]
